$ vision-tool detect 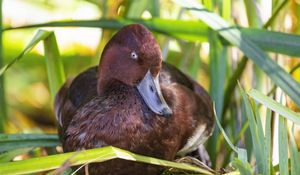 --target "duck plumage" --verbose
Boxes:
[55,24,214,175]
